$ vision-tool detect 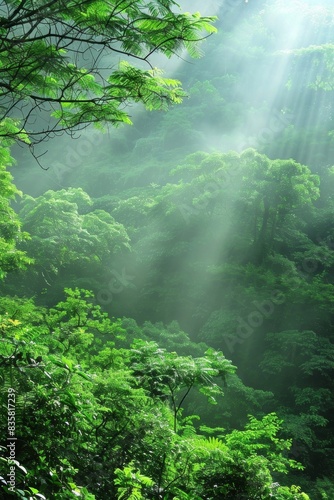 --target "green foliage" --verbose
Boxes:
[287,44,334,91]
[260,330,334,378]
[1,1,334,498]
[0,0,217,142]
[0,289,138,498]
[161,149,319,263]
[130,339,235,431]
[0,141,32,279]
[20,188,130,269]
[259,328,334,484]
[0,288,310,498]
[2,187,131,302]
[114,464,154,500]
